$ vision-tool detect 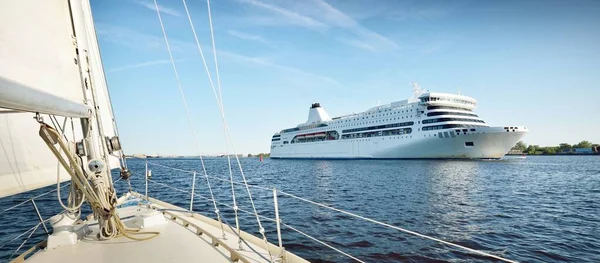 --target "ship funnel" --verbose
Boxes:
[304,103,331,125]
